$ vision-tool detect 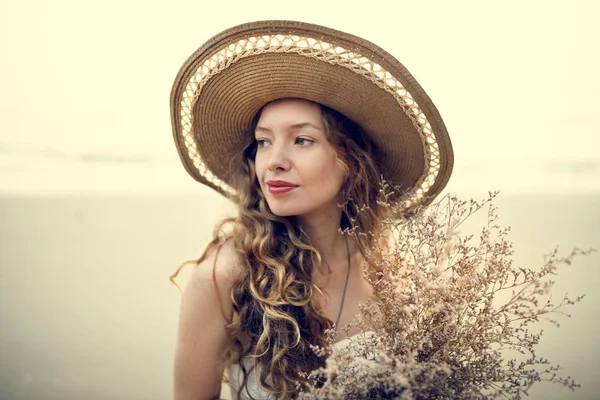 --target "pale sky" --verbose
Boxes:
[0,0,598,196]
